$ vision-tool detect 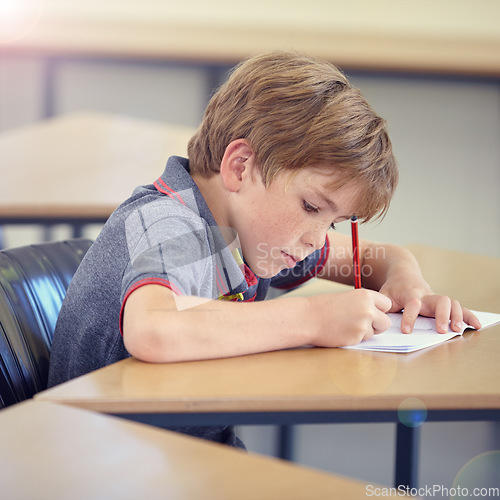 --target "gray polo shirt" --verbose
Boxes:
[48,156,329,446]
